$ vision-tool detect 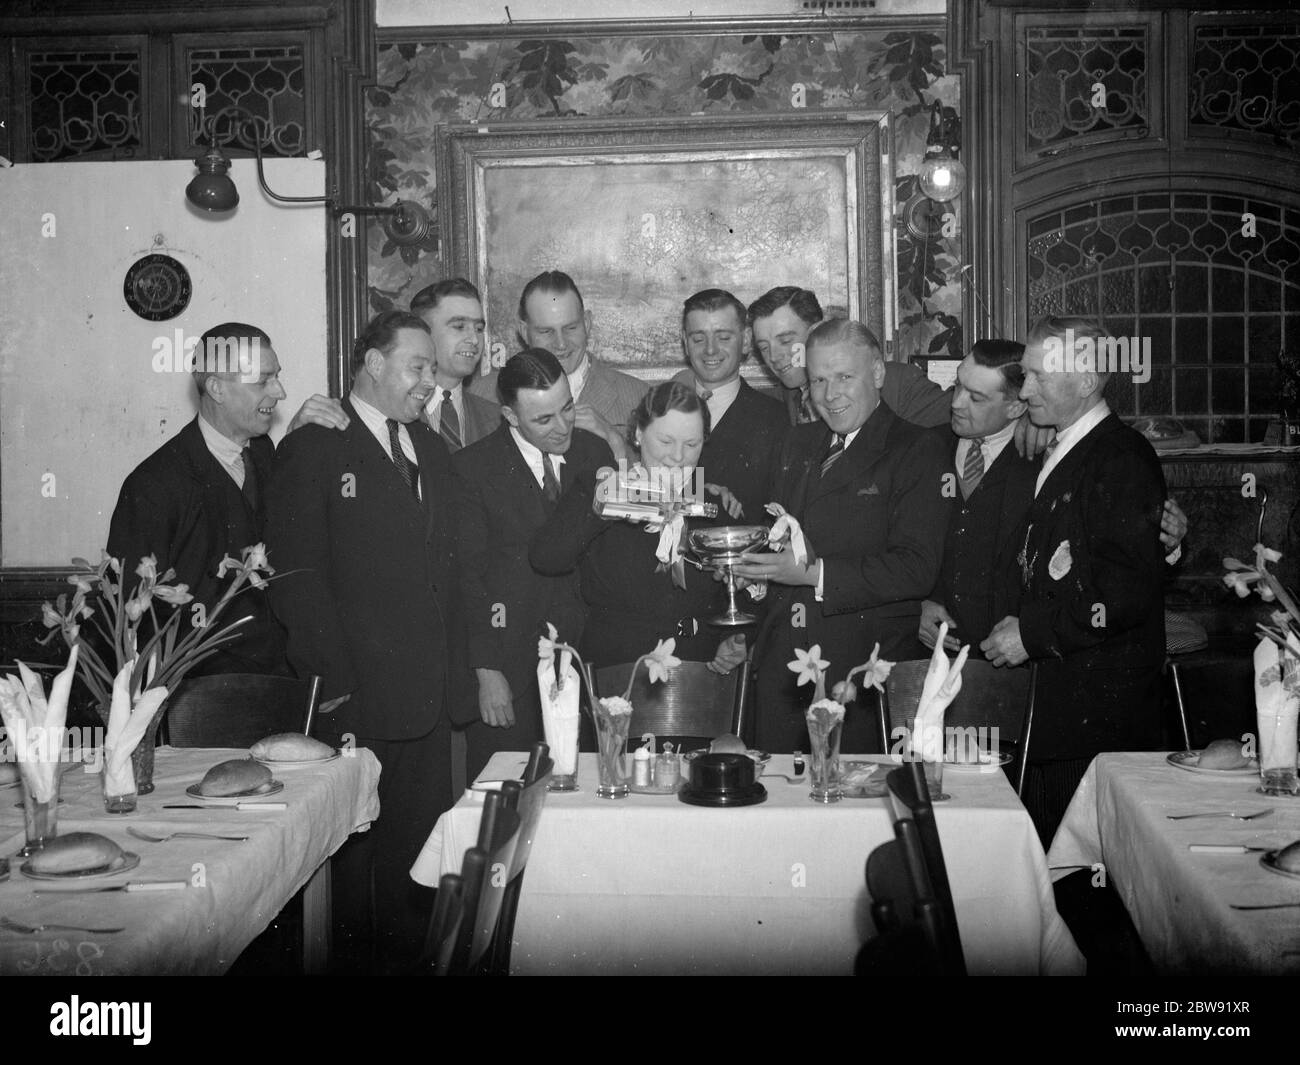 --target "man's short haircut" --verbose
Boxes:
[970,338,1026,396]
[627,379,712,452]
[682,288,747,331]
[747,286,823,328]
[410,277,481,317]
[518,271,585,321]
[804,317,882,361]
[1026,315,1112,386]
[350,310,429,380]
[498,347,566,408]
[193,322,273,398]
